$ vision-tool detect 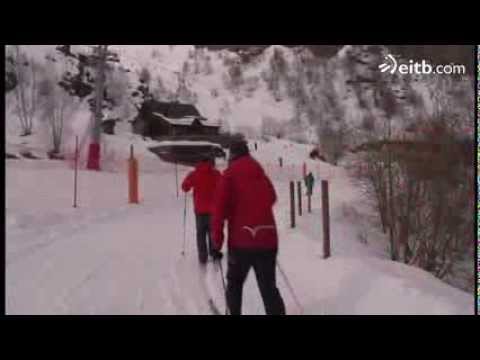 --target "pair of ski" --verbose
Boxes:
[207,299,222,315]
[203,259,227,315]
